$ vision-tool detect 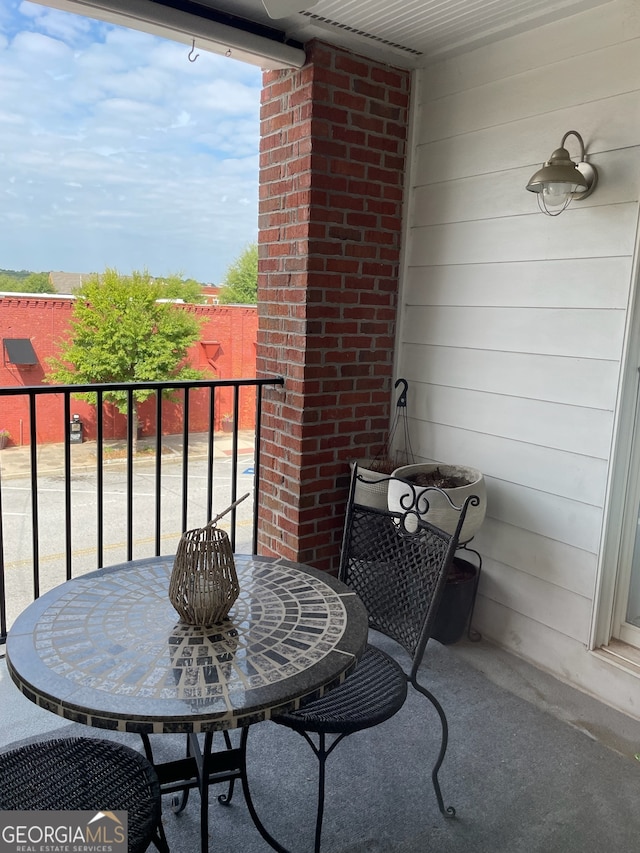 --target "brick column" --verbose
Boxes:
[257,41,410,572]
